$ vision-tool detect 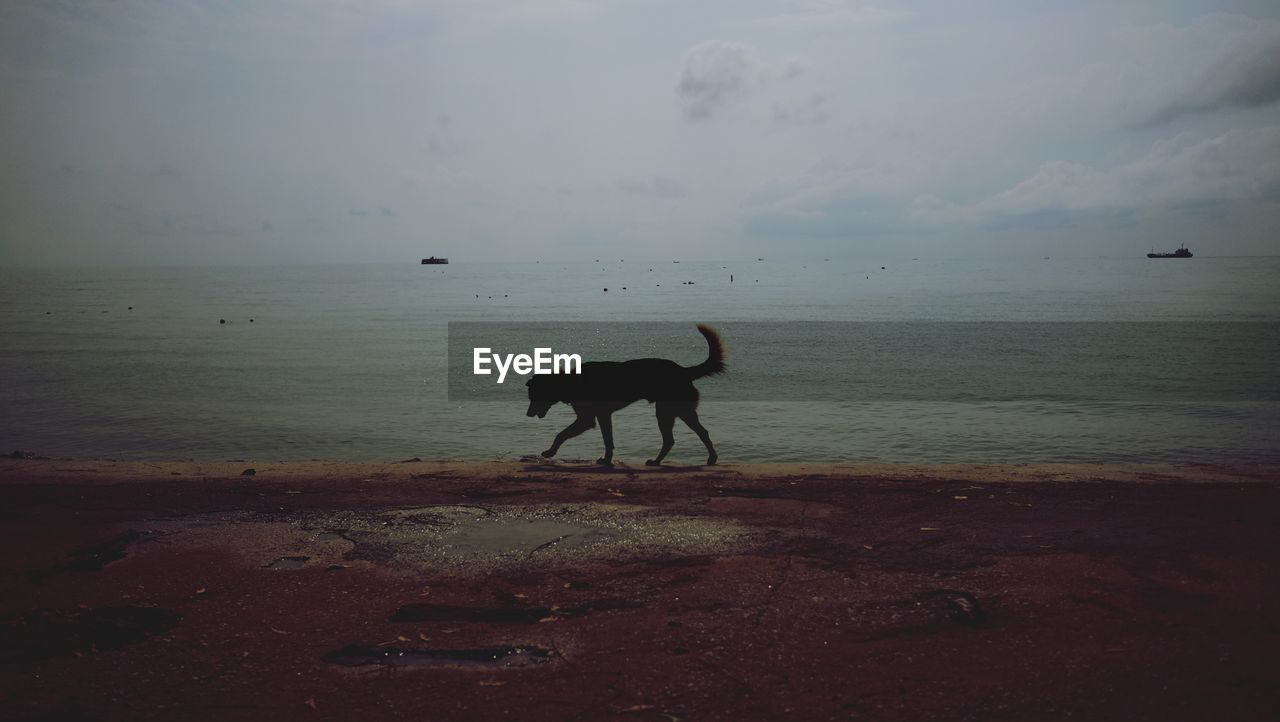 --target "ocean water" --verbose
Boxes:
[2,257,1278,464]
